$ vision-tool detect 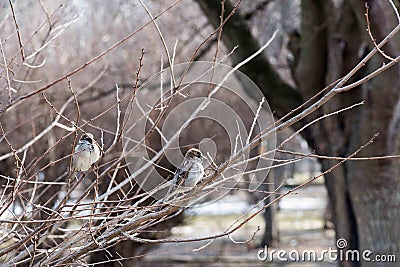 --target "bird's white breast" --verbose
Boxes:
[183,160,204,187]
[73,141,100,172]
